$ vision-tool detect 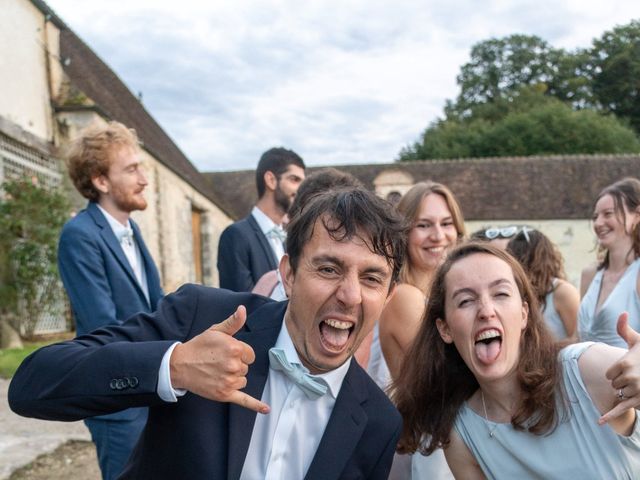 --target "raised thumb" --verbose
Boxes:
[617,312,640,348]
[212,305,247,336]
